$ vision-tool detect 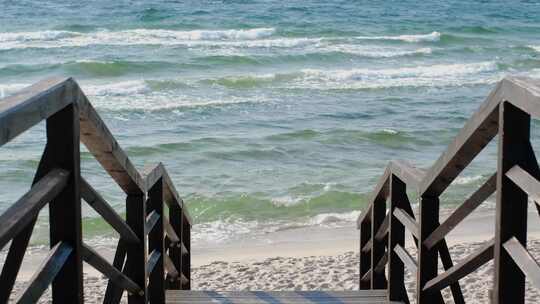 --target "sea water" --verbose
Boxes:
[0,0,540,246]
